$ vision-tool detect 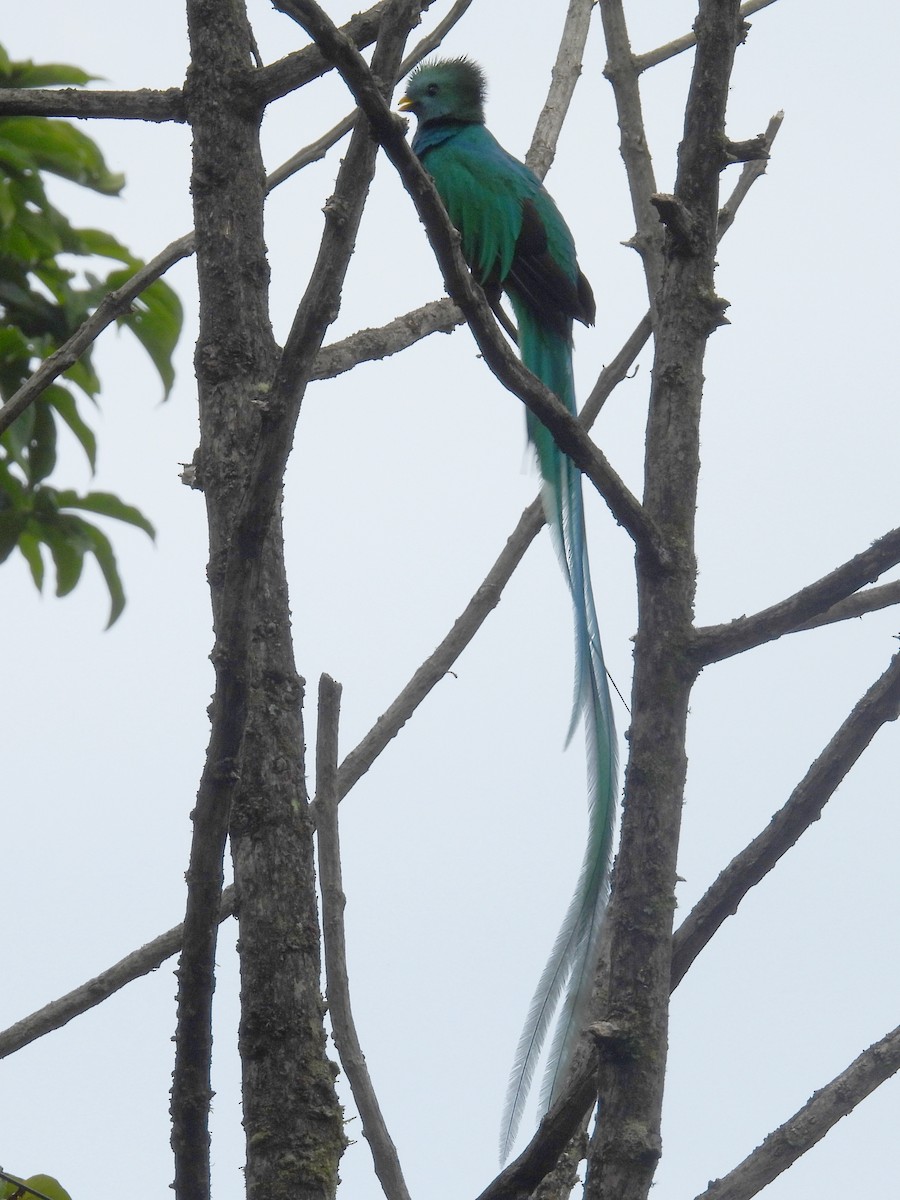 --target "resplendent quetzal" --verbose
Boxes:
[400,57,618,1158]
